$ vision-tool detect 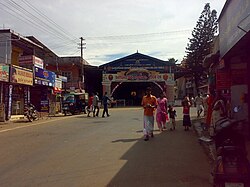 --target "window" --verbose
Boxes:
[62,72,72,82]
